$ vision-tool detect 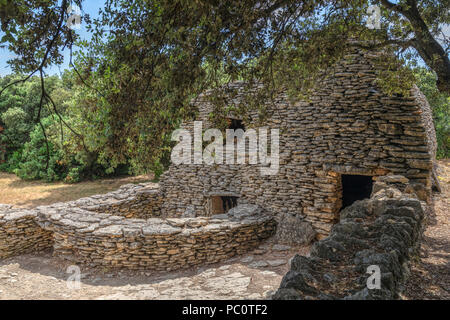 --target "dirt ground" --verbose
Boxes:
[401,160,450,299]
[0,242,308,300]
[0,161,448,300]
[0,173,154,208]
